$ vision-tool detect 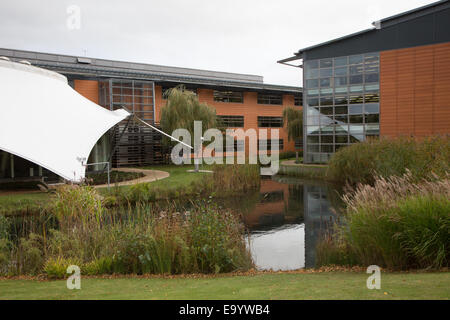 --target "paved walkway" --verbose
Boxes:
[93,168,169,188]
